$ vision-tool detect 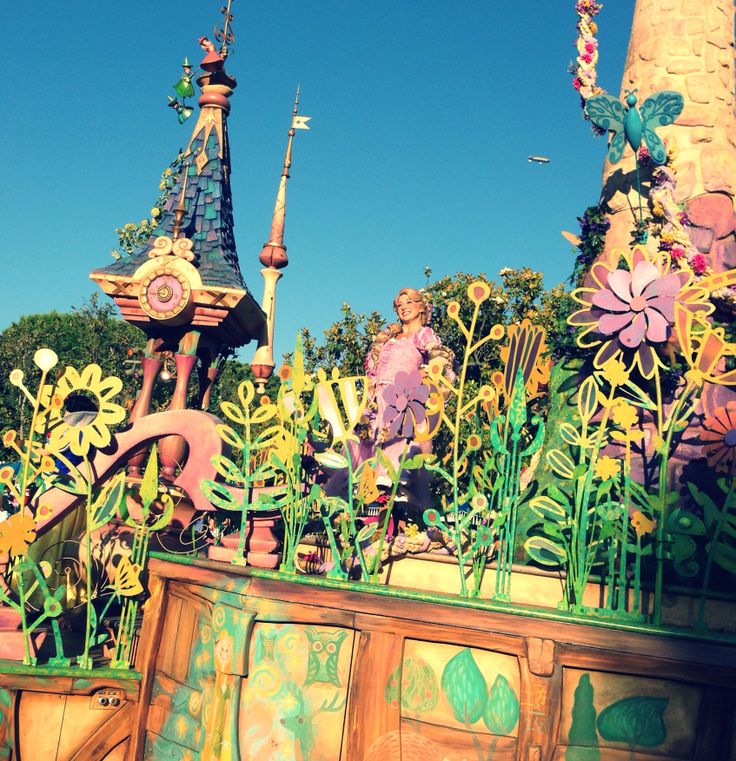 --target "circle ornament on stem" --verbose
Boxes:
[139,266,192,322]
[702,401,736,473]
